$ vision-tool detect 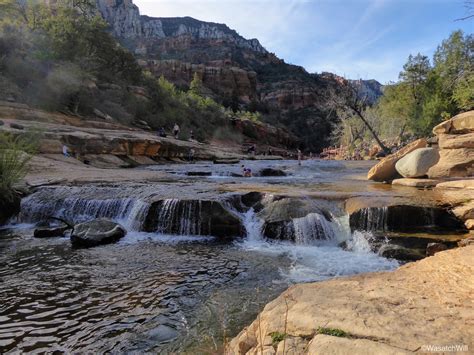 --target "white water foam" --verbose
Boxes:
[237,209,399,283]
